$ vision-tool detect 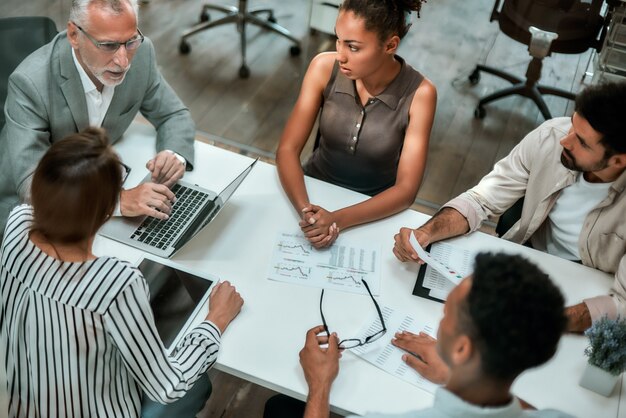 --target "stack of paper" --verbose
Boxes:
[410,235,477,300]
